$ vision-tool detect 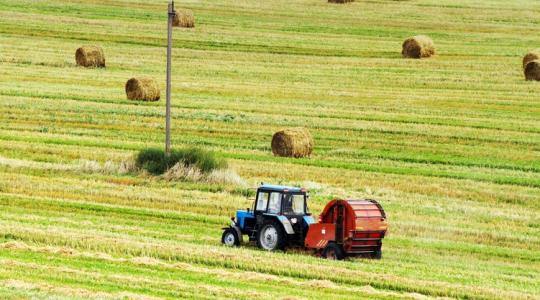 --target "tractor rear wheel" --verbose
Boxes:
[221,228,240,247]
[322,242,344,260]
[257,220,286,251]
